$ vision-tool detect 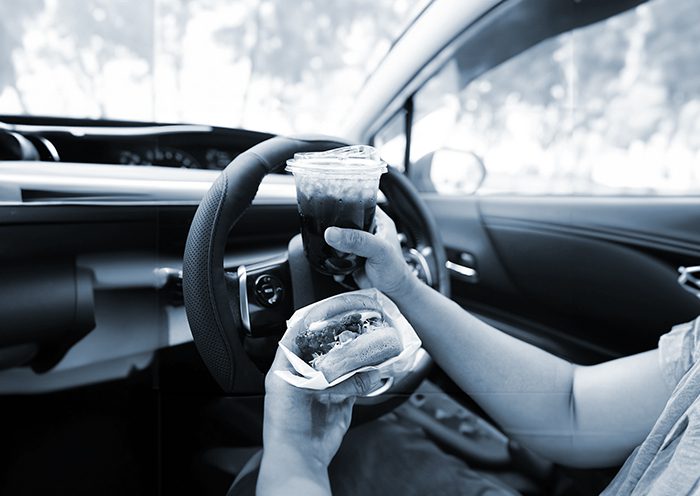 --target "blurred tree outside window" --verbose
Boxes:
[409,0,700,196]
[373,109,406,171]
[0,0,429,136]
